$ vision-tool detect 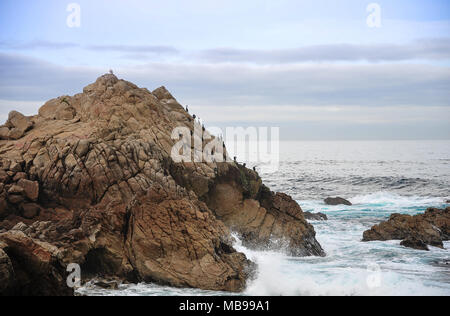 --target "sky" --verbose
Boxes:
[0,0,449,140]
